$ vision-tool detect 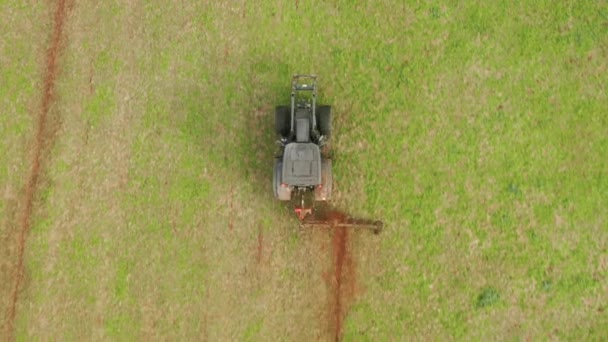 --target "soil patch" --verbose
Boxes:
[314,208,357,341]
